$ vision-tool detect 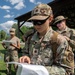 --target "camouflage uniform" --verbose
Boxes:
[23,27,74,75]
[53,15,75,52]
[57,26,75,51]
[4,29,20,74]
[5,36,20,62]
[21,4,74,75]
[56,27,75,73]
